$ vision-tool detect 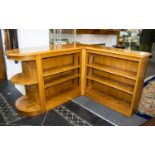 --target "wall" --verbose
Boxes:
[18,29,49,49]
[5,29,49,94]
[76,34,117,47]
[50,33,117,47]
